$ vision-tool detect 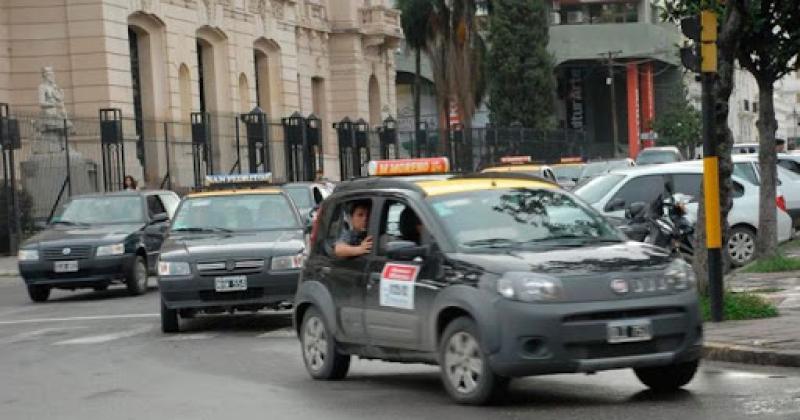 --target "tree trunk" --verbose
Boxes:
[414,48,422,157]
[756,79,779,258]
